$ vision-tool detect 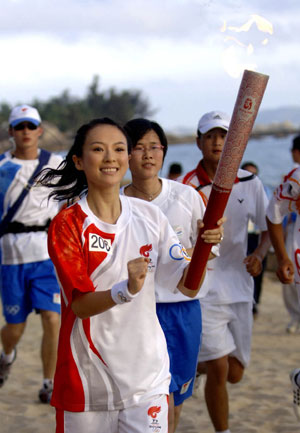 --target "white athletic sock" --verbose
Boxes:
[1,349,15,364]
[43,378,53,389]
[216,430,231,433]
